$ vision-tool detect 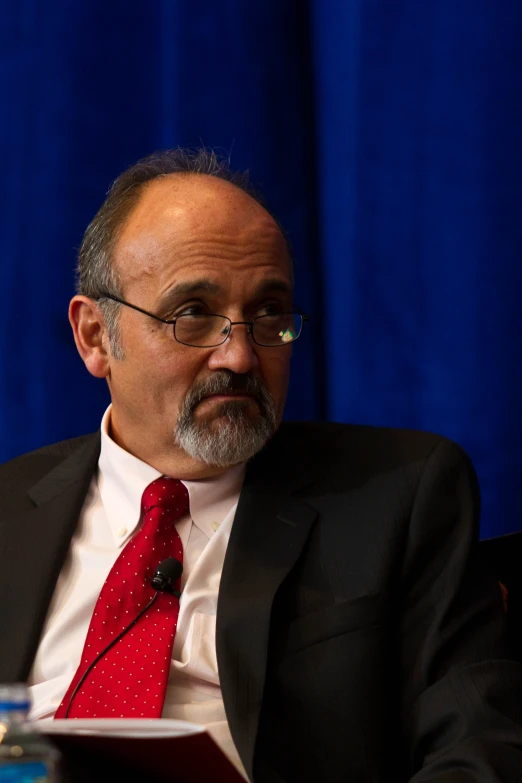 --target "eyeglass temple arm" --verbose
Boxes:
[98,292,310,324]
